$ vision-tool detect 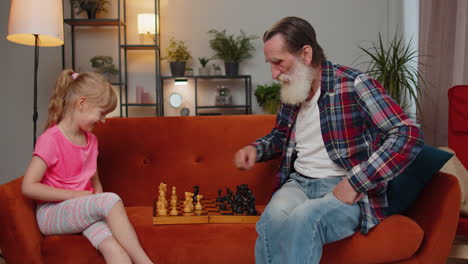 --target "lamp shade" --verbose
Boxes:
[7,0,64,47]
[138,13,158,34]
